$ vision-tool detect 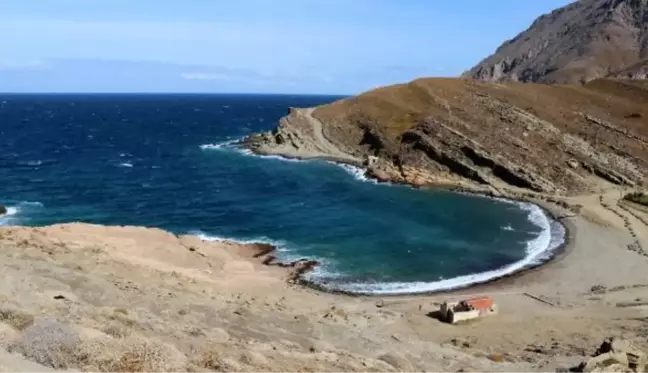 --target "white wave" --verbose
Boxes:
[119,162,133,168]
[502,224,514,231]
[2,207,18,217]
[0,201,43,226]
[191,231,288,250]
[200,138,304,163]
[199,138,239,150]
[26,160,42,166]
[251,153,303,163]
[333,163,374,183]
[320,202,564,295]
